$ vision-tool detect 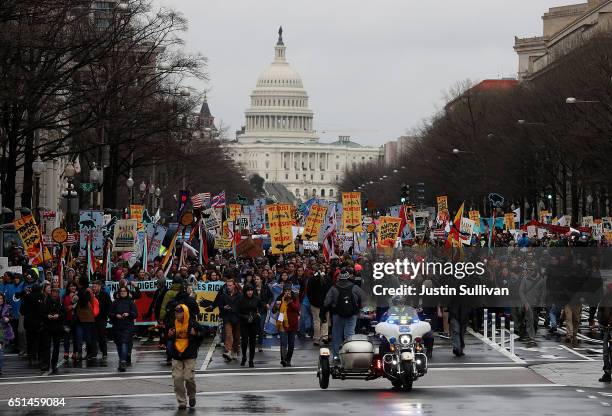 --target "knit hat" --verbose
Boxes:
[339,272,350,280]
